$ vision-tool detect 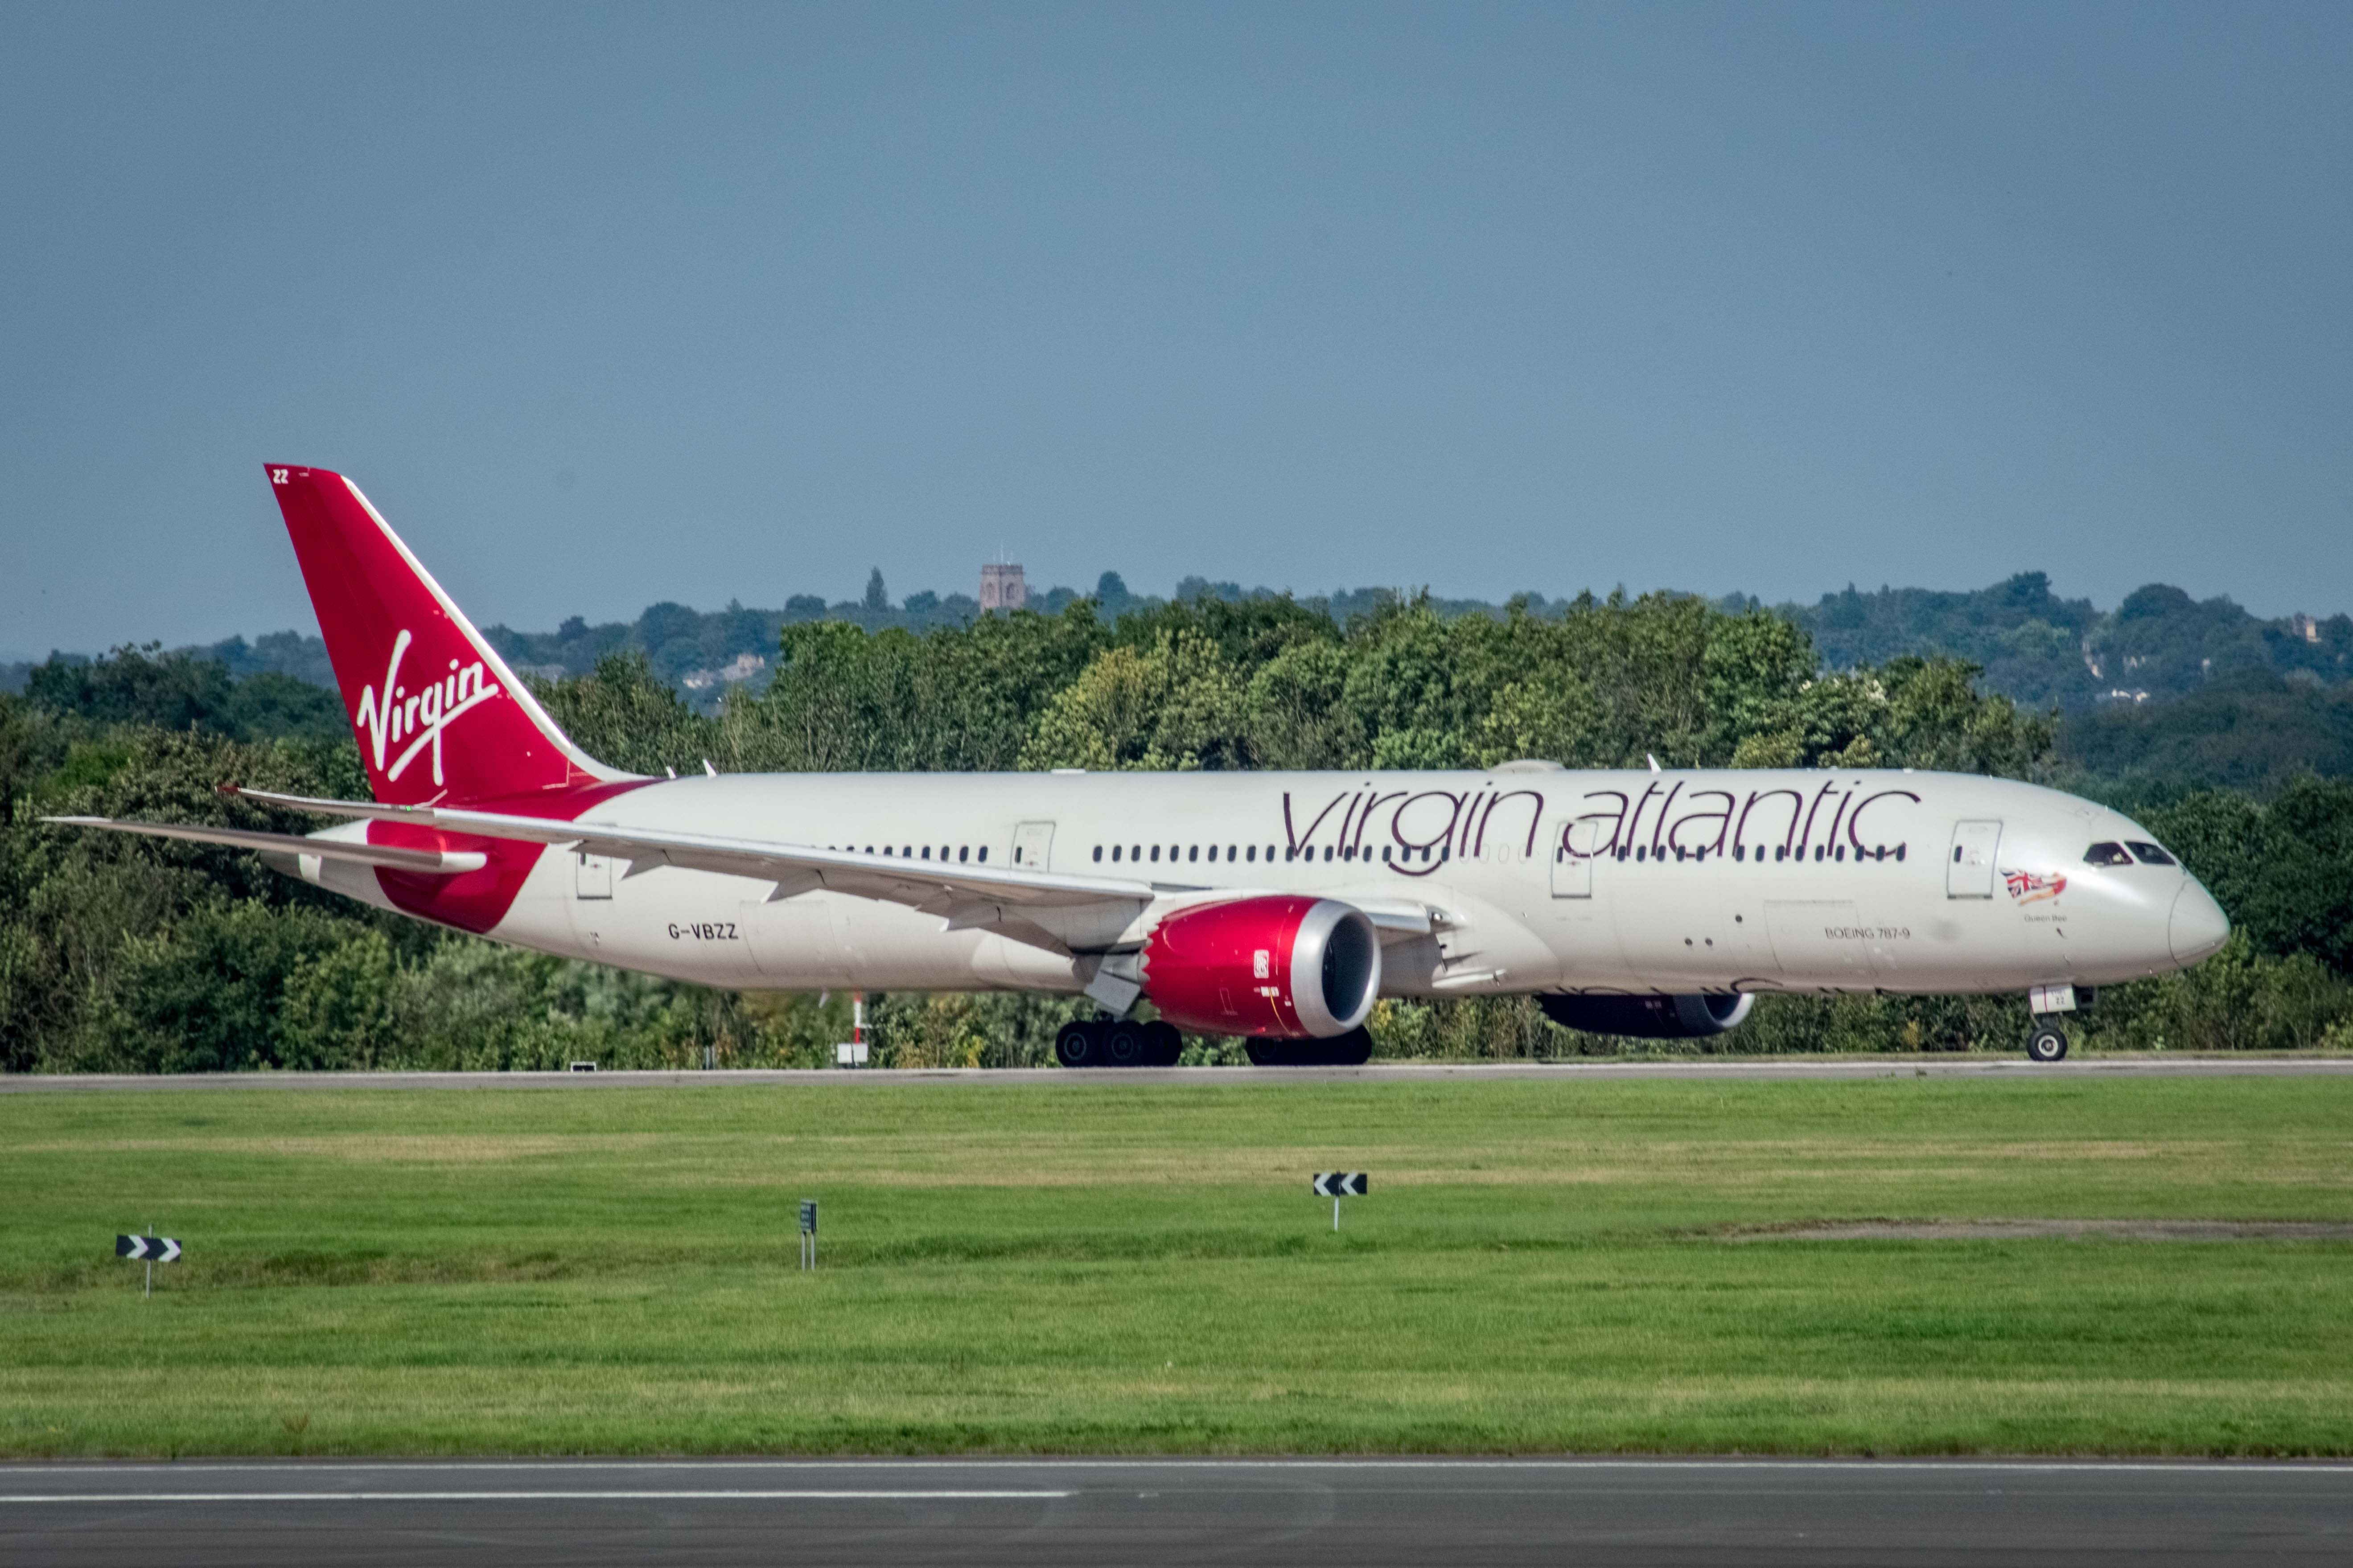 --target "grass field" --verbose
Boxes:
[5,1073,2353,1457]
